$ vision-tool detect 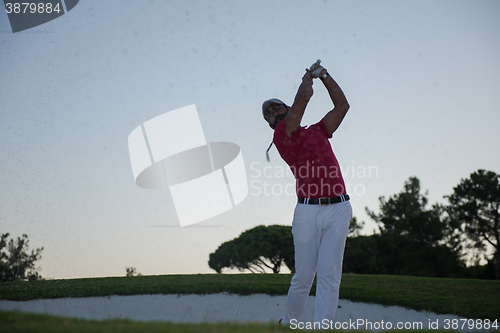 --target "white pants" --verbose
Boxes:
[283,200,352,324]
